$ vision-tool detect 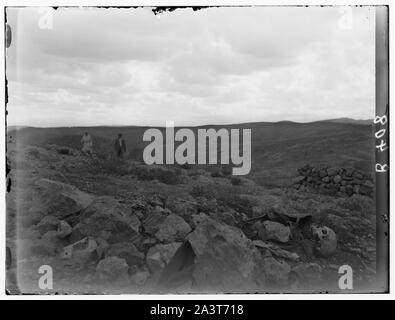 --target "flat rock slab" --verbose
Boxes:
[30,178,95,219]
